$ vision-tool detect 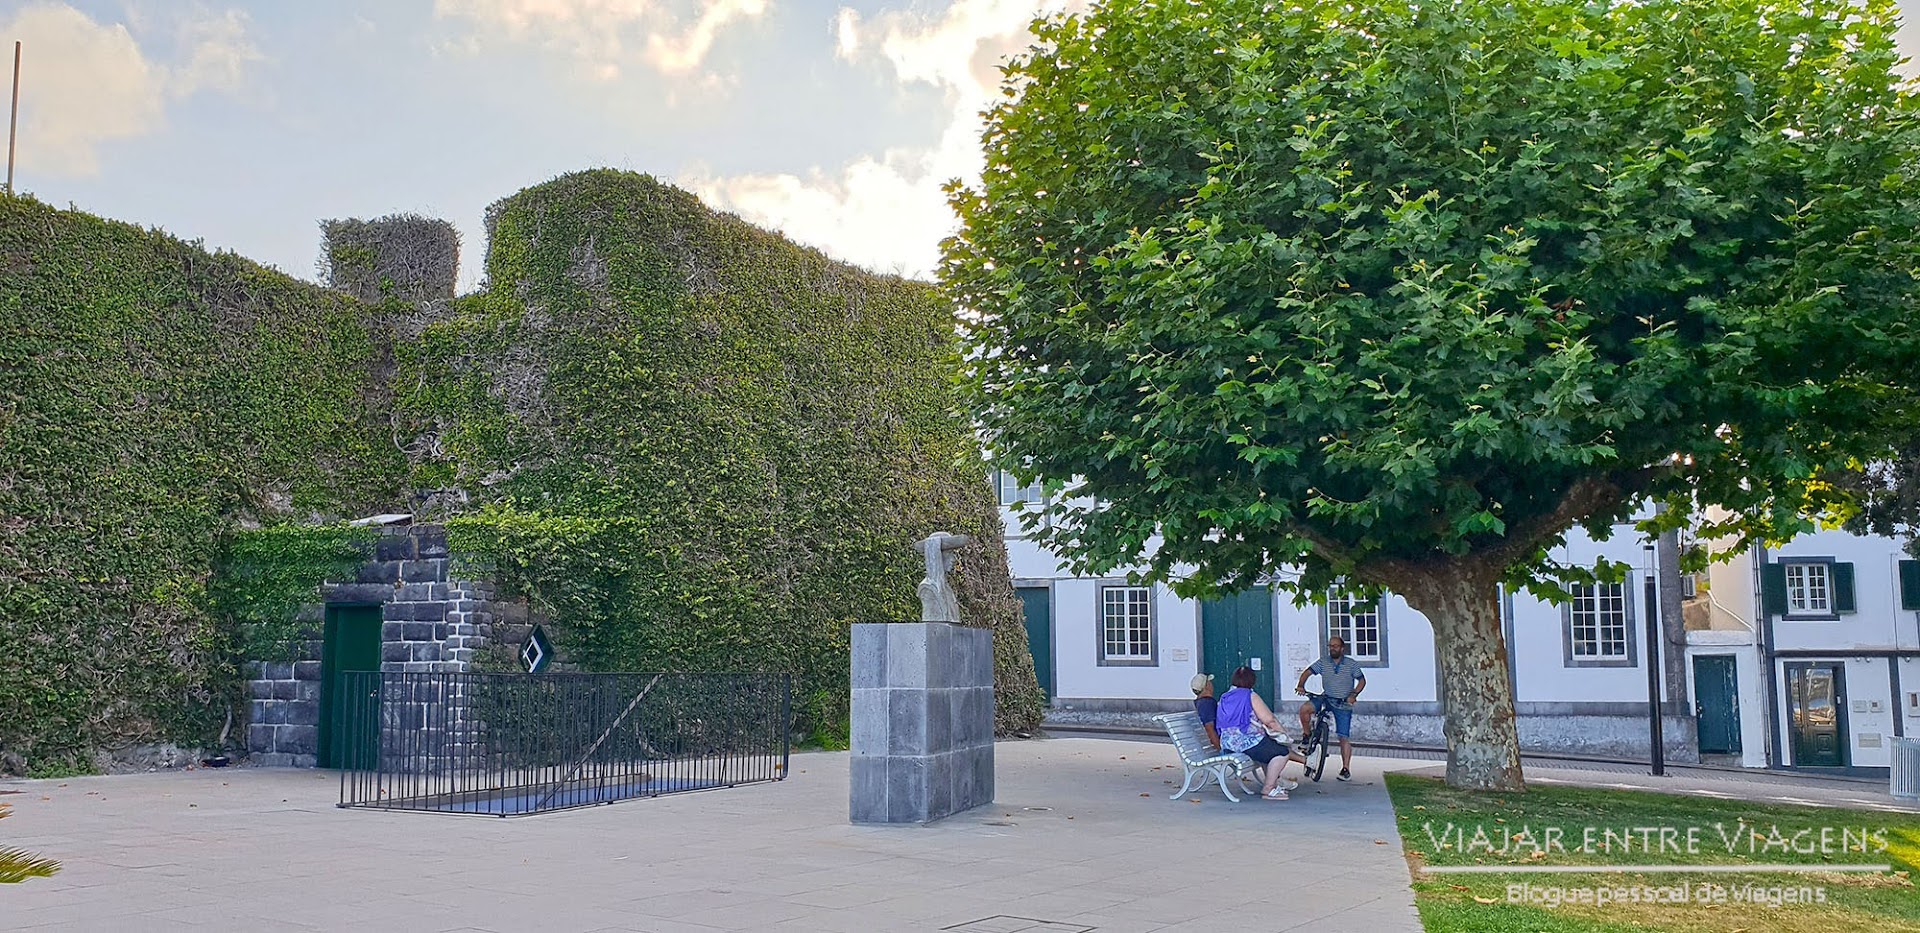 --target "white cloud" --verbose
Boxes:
[686,0,1079,279]
[169,9,264,98]
[0,3,259,178]
[832,7,860,60]
[433,0,767,81]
